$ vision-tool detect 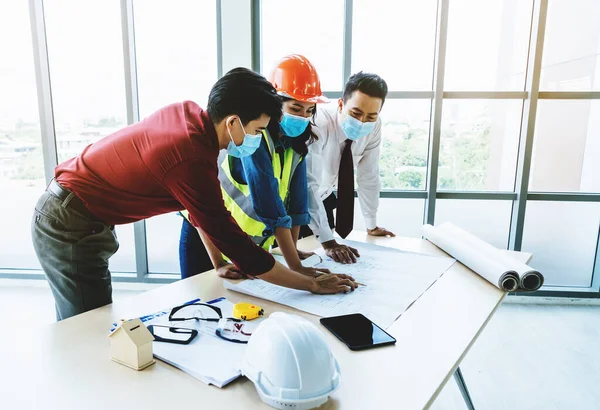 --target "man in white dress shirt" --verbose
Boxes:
[306,72,395,264]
